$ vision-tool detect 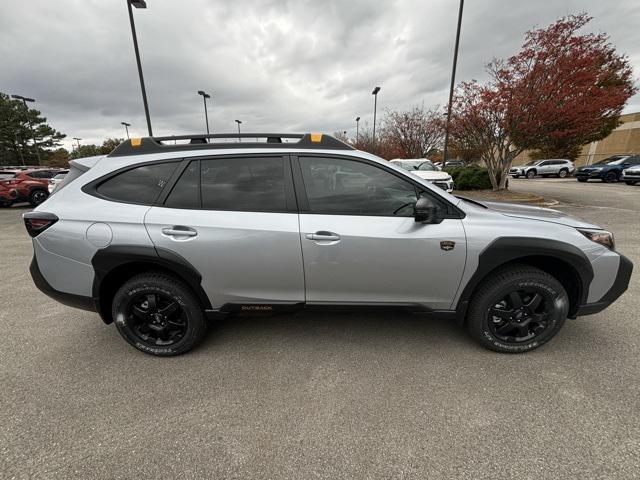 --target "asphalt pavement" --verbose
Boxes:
[1,178,639,479]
